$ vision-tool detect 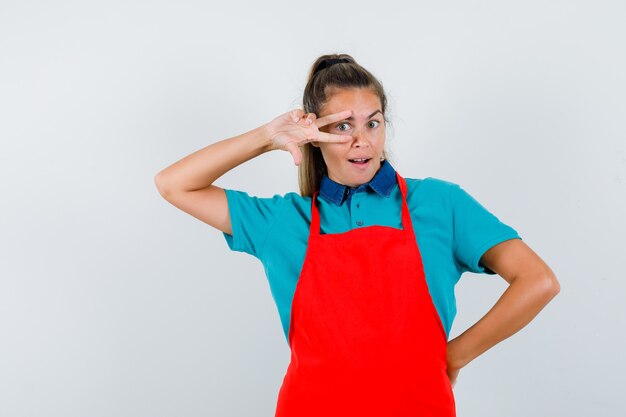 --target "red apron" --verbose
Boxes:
[275,172,456,417]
